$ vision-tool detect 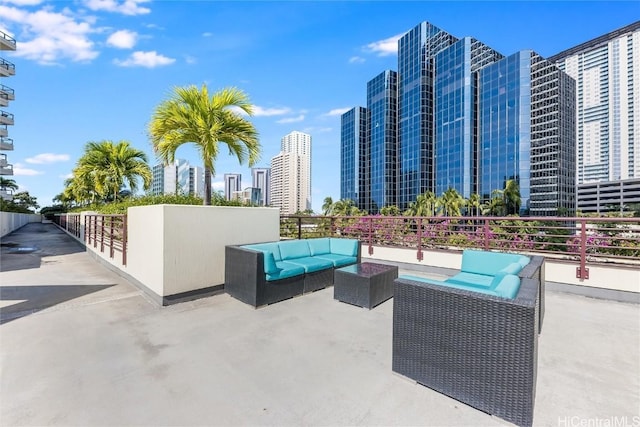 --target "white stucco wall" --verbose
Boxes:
[126,205,280,298]
[0,212,41,237]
